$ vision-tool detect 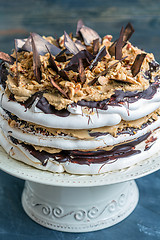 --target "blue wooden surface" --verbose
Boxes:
[1,0,160,239]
